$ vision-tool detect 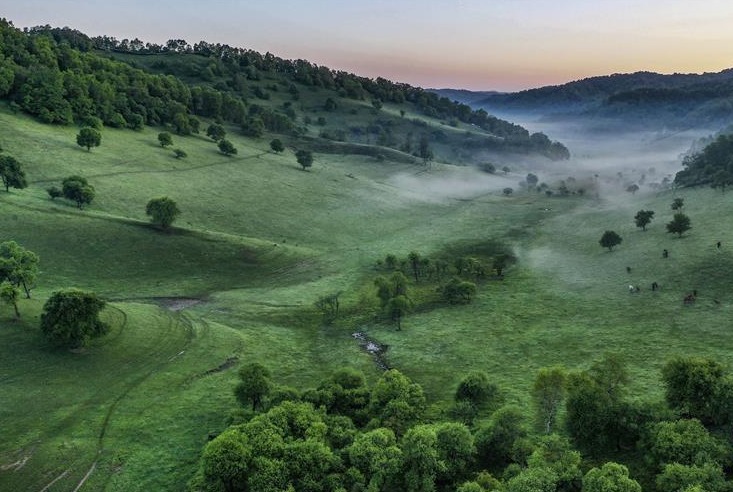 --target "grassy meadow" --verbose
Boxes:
[2,105,733,490]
